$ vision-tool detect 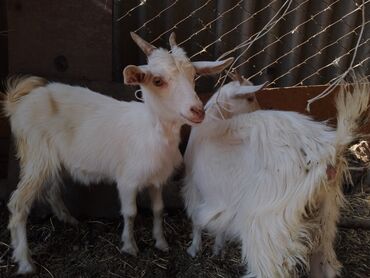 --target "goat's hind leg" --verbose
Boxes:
[8,172,45,274]
[44,179,78,225]
[310,187,342,278]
